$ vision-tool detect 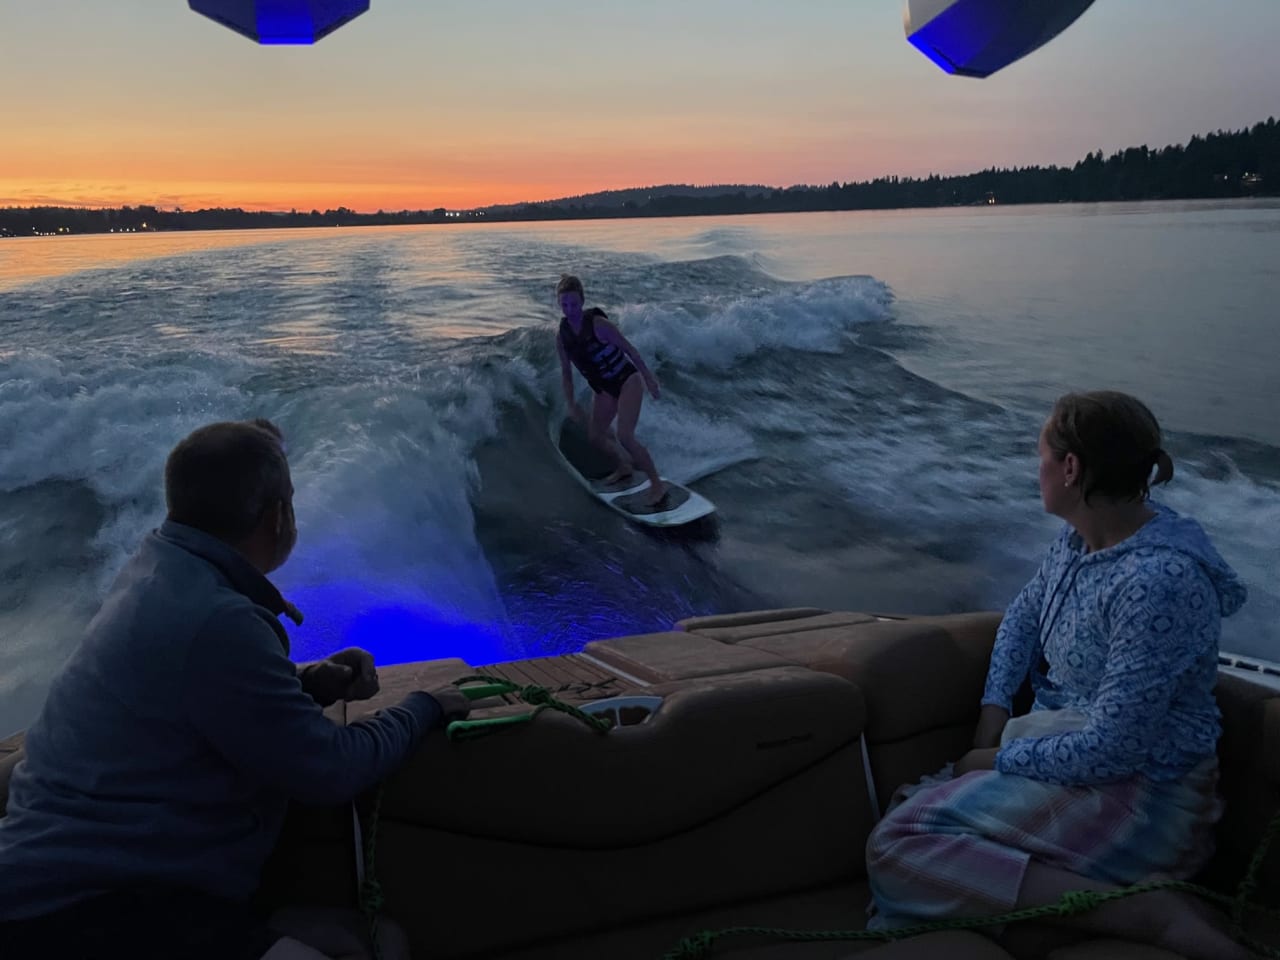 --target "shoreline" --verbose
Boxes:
[3,195,1279,243]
